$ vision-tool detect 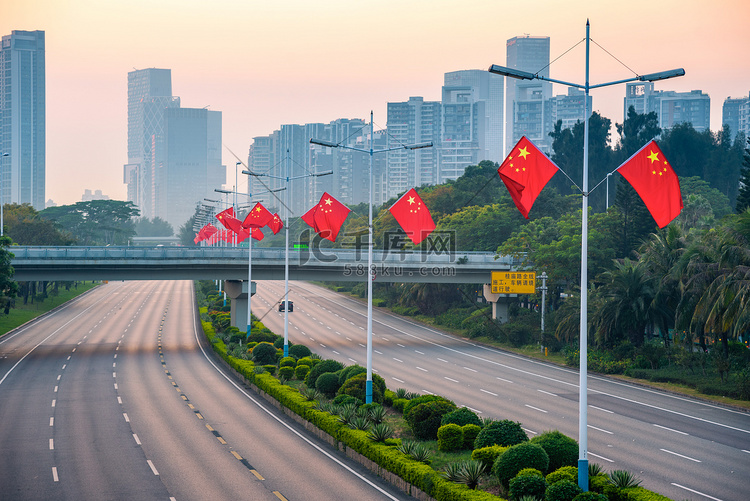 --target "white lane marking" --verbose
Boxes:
[416,367,428,372]
[72,348,76,353]
[52,467,59,482]
[589,405,613,414]
[414,350,424,355]
[537,389,557,397]
[393,358,403,363]
[743,450,750,454]
[67,356,71,361]
[49,439,54,450]
[123,413,130,423]
[147,460,159,475]
[374,350,383,355]
[51,399,56,408]
[133,434,141,445]
[496,377,513,384]
[525,404,548,413]
[523,428,537,435]
[114,383,118,390]
[117,396,123,404]
[113,372,116,378]
[660,448,700,462]
[358,343,366,348]
[671,483,723,501]
[654,424,688,435]
[113,363,116,368]
[587,425,613,435]
[114,354,117,359]
[444,377,459,383]
[463,367,477,373]
[57,375,61,381]
[61,364,66,370]
[332,351,340,355]
[480,389,498,396]
[319,344,326,348]
[437,358,448,363]
[381,338,389,342]
[392,377,404,383]
[588,452,614,463]
[397,343,405,348]
[348,358,357,363]
[50,417,54,426]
